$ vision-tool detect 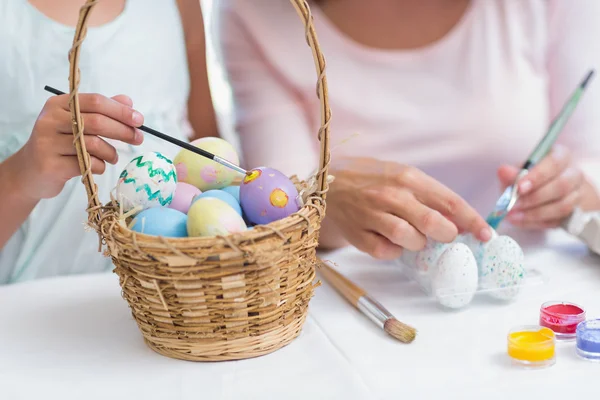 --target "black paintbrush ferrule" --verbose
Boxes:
[581,69,595,89]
